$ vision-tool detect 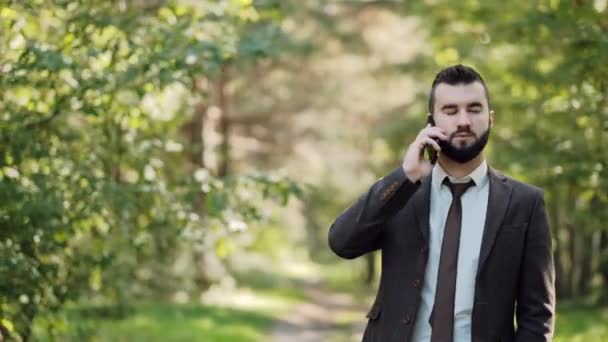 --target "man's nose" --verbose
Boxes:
[456,110,472,127]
